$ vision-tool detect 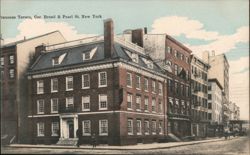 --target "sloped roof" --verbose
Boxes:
[29,40,164,75]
